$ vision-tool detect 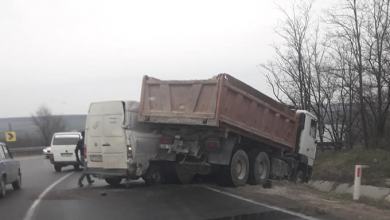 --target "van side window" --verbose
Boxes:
[309,119,317,138]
